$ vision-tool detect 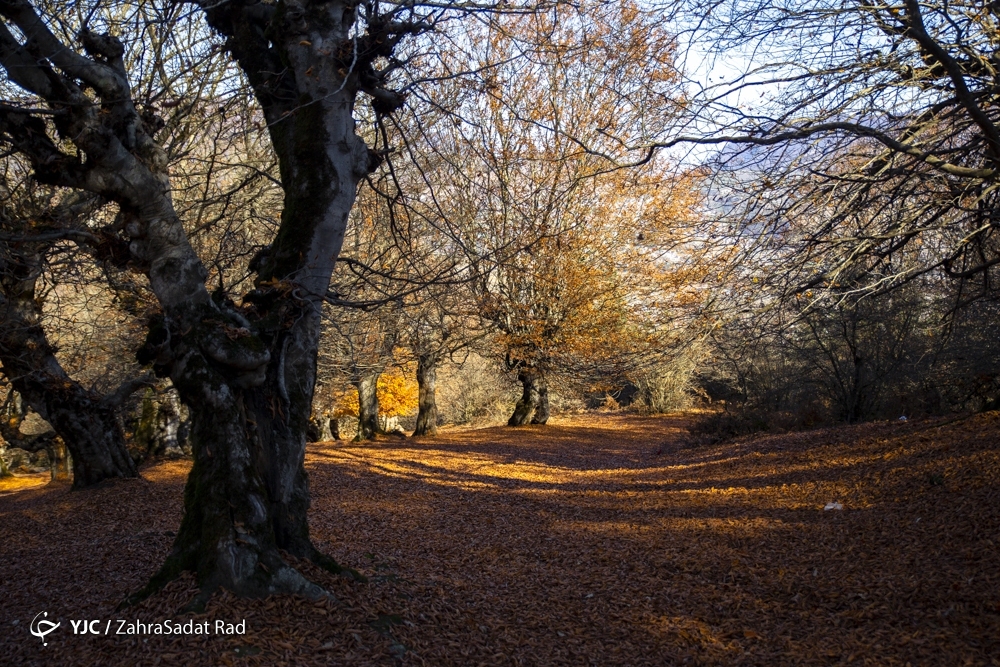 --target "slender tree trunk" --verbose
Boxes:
[330,417,342,441]
[0,448,9,478]
[48,439,70,482]
[413,353,439,436]
[354,372,381,441]
[136,388,158,457]
[155,389,182,455]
